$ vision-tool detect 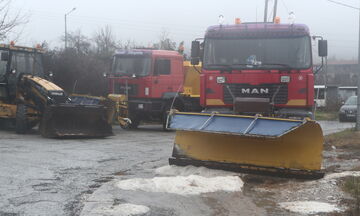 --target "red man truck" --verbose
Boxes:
[107,49,201,129]
[190,21,327,118]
